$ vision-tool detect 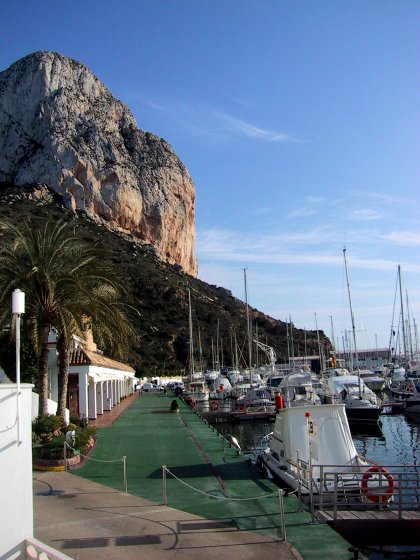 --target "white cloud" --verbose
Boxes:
[131,91,305,144]
[286,196,326,219]
[213,111,300,143]
[197,227,420,273]
[346,208,381,221]
[382,231,420,246]
[350,190,414,207]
